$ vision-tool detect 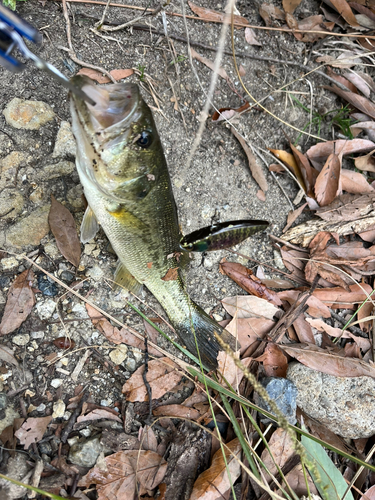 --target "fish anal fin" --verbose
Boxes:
[81,206,100,243]
[114,261,143,294]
